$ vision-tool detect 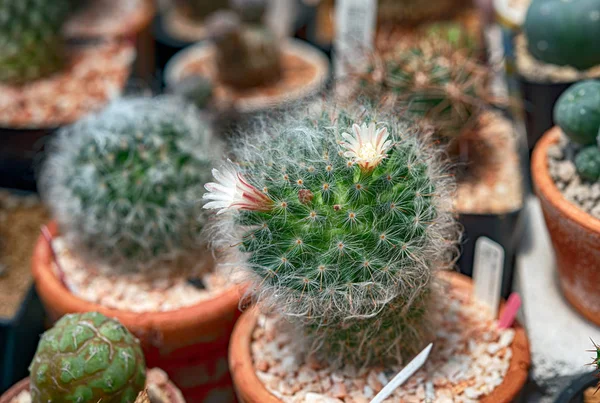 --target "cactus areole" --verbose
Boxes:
[523,0,600,71]
[29,312,146,403]
[204,103,458,367]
